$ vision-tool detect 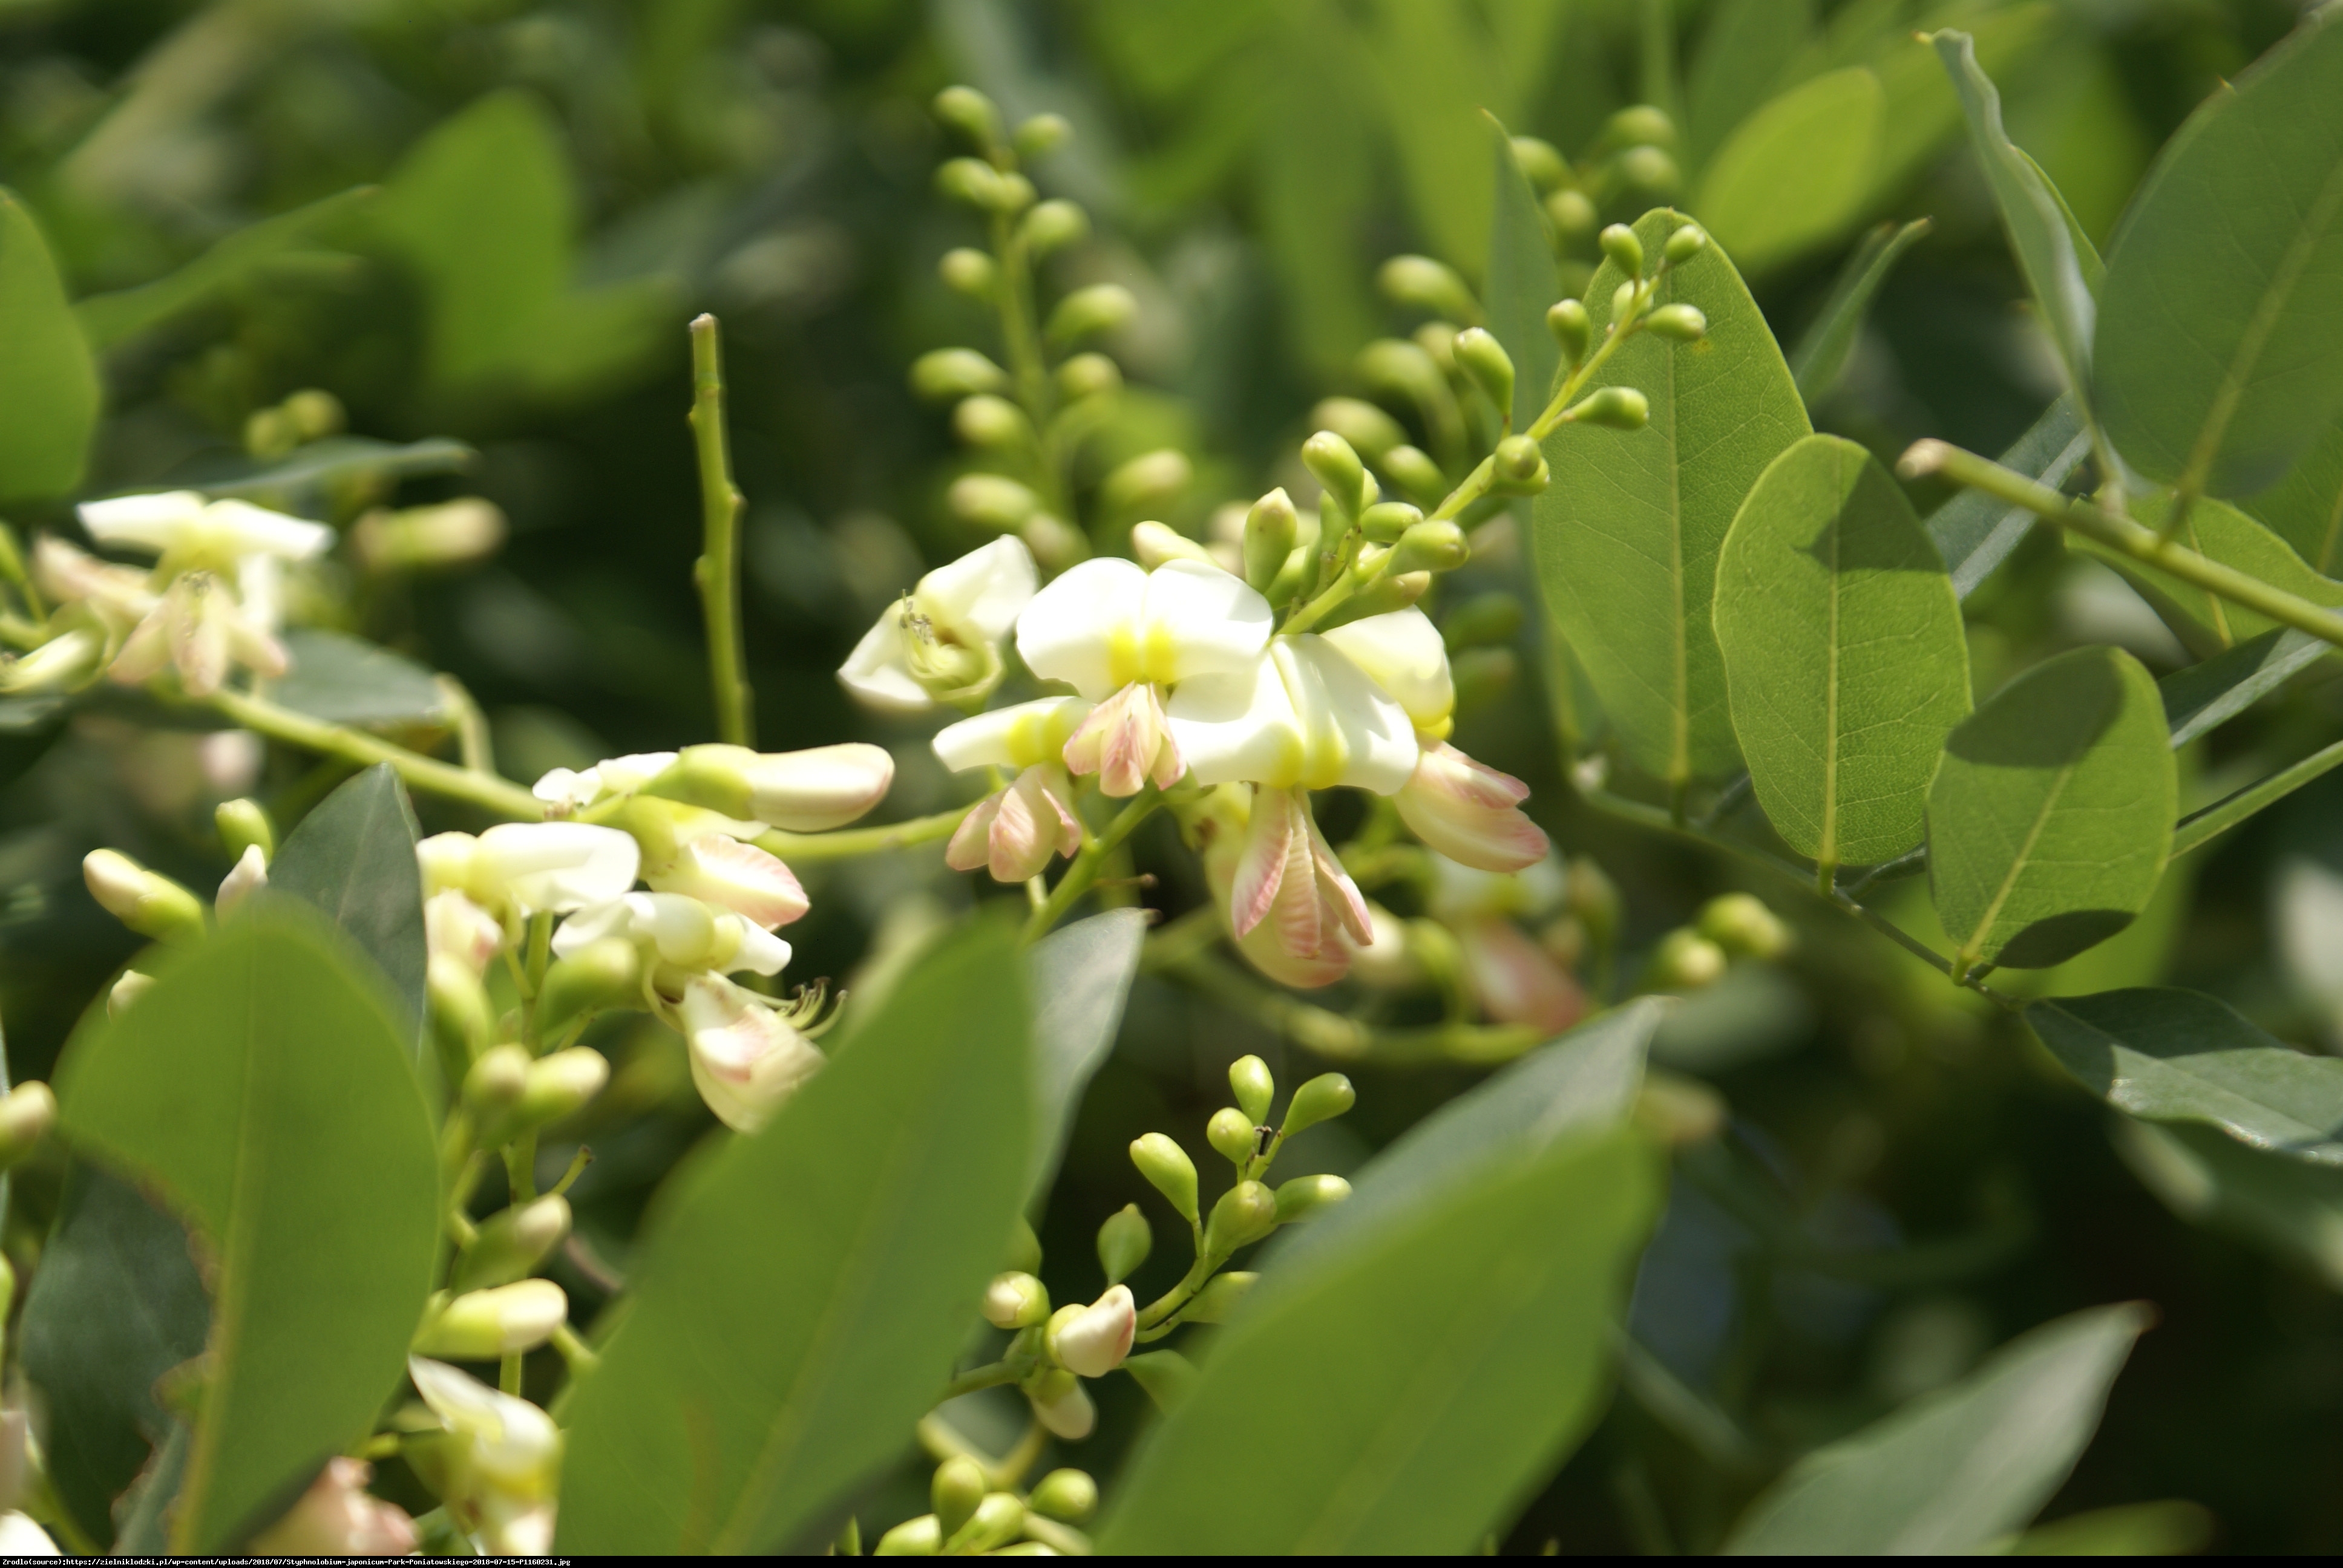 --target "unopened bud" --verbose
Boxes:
[1309,397,1406,460]
[1101,449,1192,515]
[874,1514,941,1555]
[1020,198,1089,256]
[1647,928,1727,991]
[1228,1054,1274,1125]
[1646,303,1708,342]
[1494,433,1544,485]
[1057,353,1121,402]
[1452,328,1515,421]
[1451,646,1519,711]
[1026,1469,1097,1524]
[1206,1106,1254,1166]
[534,938,641,1039]
[0,1082,56,1170]
[911,348,1008,402]
[1379,443,1447,503]
[215,844,267,918]
[1049,1284,1135,1377]
[1614,146,1680,197]
[281,388,344,442]
[1281,1073,1355,1136]
[1302,431,1368,520]
[1697,892,1794,960]
[935,156,1007,211]
[648,742,894,831]
[1603,104,1677,151]
[1359,501,1423,544]
[1510,136,1568,191]
[1131,521,1213,569]
[1045,284,1136,346]
[1274,1173,1351,1224]
[1545,188,1598,241]
[1204,1180,1278,1256]
[1027,1368,1095,1439]
[953,394,1031,449]
[464,1045,529,1125]
[429,955,496,1068]
[411,1279,567,1359]
[932,86,1002,150]
[452,1195,572,1293]
[1389,518,1469,577]
[1599,223,1645,279]
[1443,592,1524,650]
[1130,1132,1198,1222]
[1376,255,1479,324]
[932,1456,987,1540]
[1317,570,1430,630]
[1665,223,1709,263]
[516,1047,609,1129]
[1546,298,1591,365]
[1014,112,1072,158]
[108,969,155,1018]
[1565,387,1649,430]
[939,247,996,298]
[1181,1270,1257,1324]
[215,798,274,863]
[950,472,1040,530]
[1096,1203,1152,1285]
[983,1270,1050,1329]
[945,1494,1024,1555]
[83,850,205,946]
[1242,489,1300,593]
[350,500,507,573]
[1611,280,1639,324]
